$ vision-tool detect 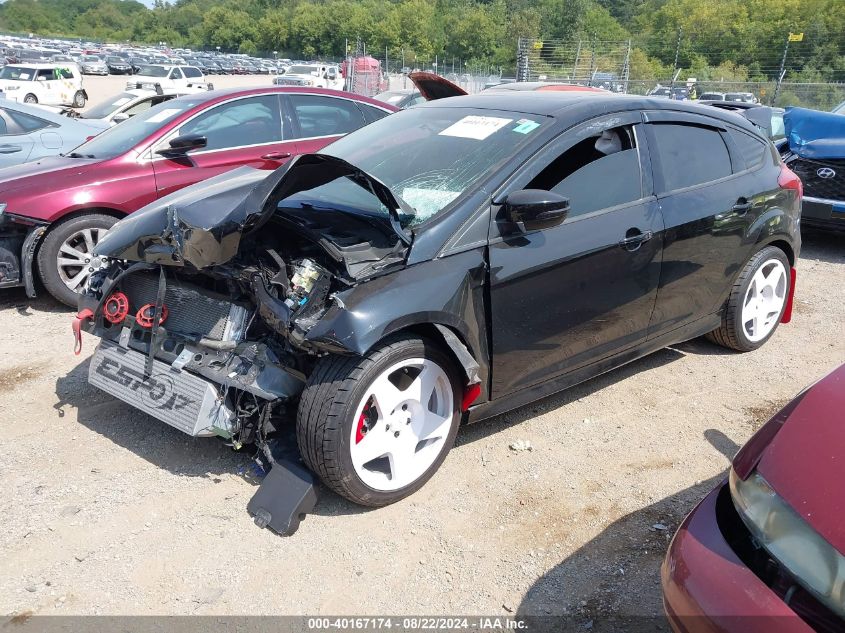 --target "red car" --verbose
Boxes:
[662,364,845,632]
[0,86,396,305]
